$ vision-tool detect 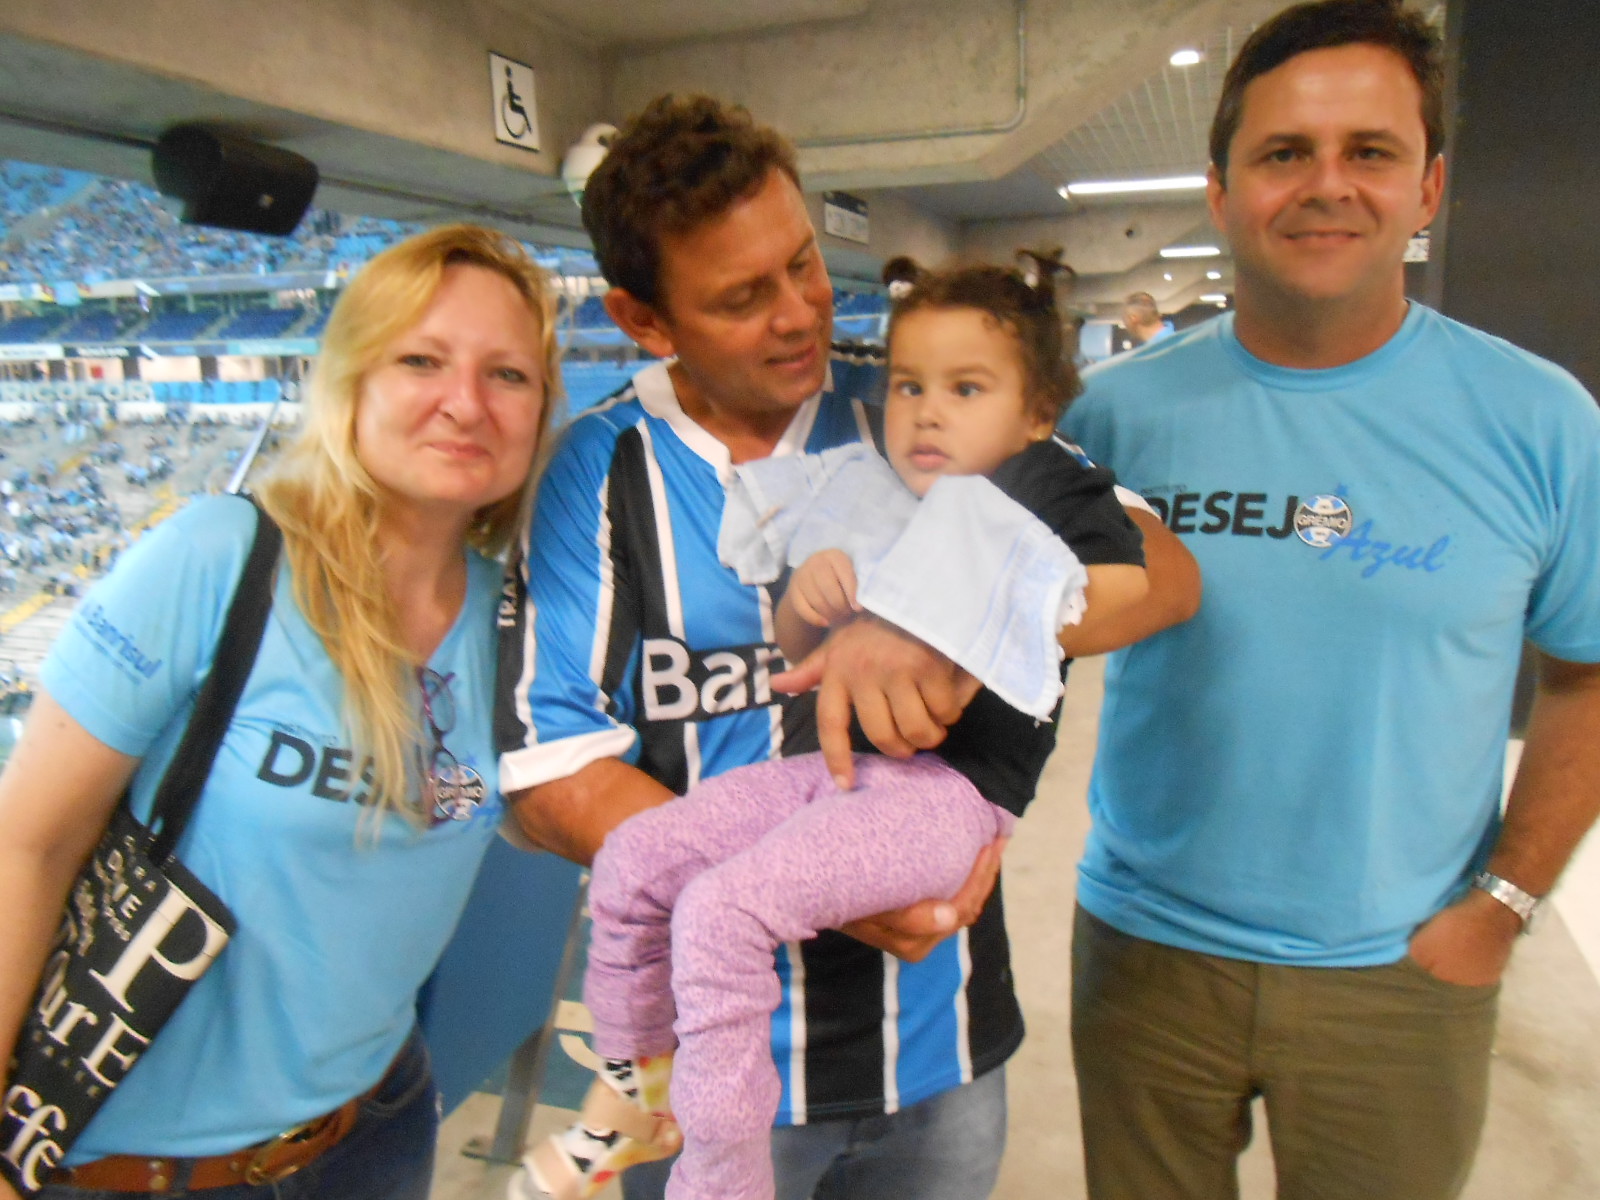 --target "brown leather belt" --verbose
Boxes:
[50,1057,400,1192]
